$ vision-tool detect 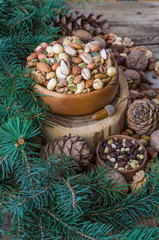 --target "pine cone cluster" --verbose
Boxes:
[54,11,109,36]
[42,135,94,172]
[127,99,158,135]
